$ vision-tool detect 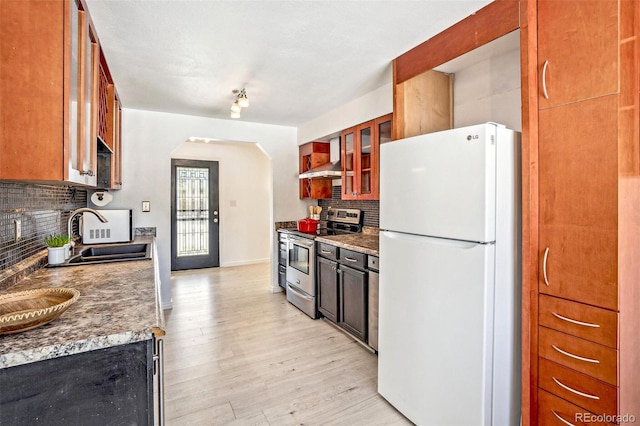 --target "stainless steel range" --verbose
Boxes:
[284,208,363,318]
